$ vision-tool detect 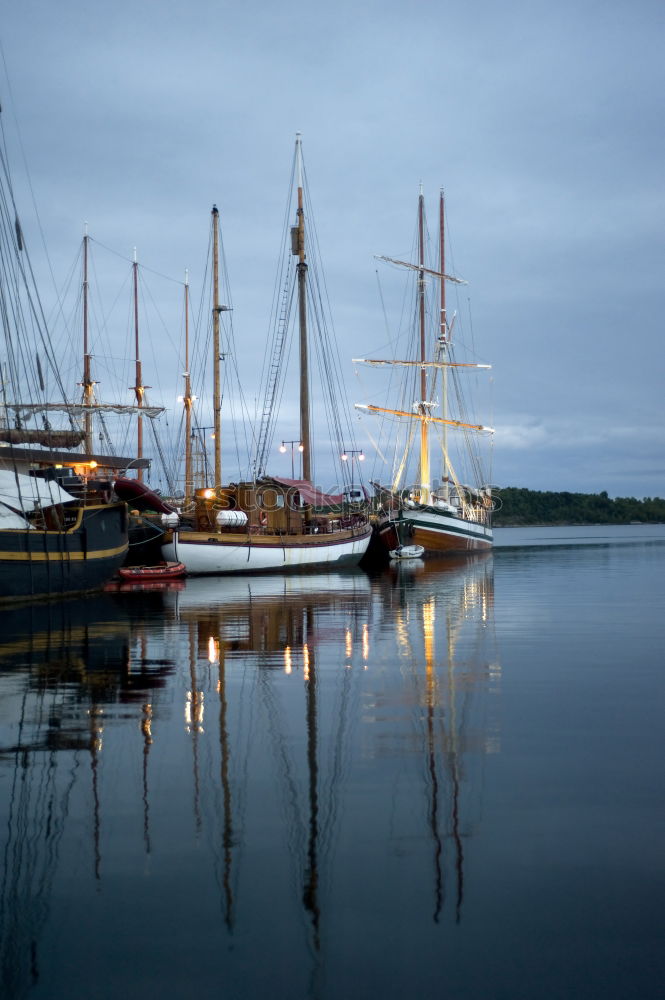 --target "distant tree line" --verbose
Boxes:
[492,487,665,525]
